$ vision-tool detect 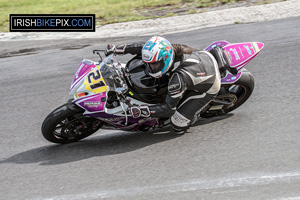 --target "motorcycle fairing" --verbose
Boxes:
[86,112,158,130]
[82,66,109,94]
[70,66,109,102]
[204,41,230,51]
[73,92,107,114]
[221,71,242,84]
[205,41,263,84]
[70,59,96,92]
[223,42,264,70]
